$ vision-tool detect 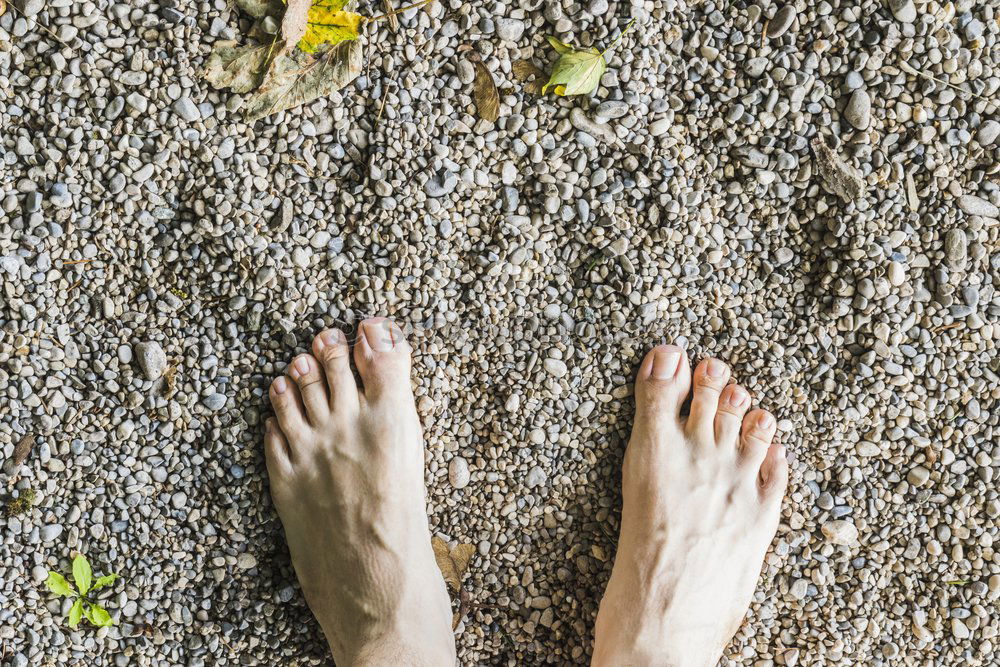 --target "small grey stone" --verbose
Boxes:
[957,194,999,218]
[495,18,525,42]
[544,358,567,377]
[448,457,470,489]
[845,89,871,129]
[889,0,916,23]
[766,5,796,38]
[977,120,1000,146]
[821,520,858,545]
[203,393,227,411]
[40,525,63,542]
[135,341,168,380]
[173,97,201,122]
[525,466,547,488]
